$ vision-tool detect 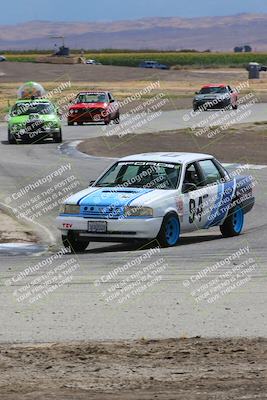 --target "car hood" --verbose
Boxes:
[65,186,175,208]
[8,114,58,124]
[66,187,153,207]
[70,102,107,110]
